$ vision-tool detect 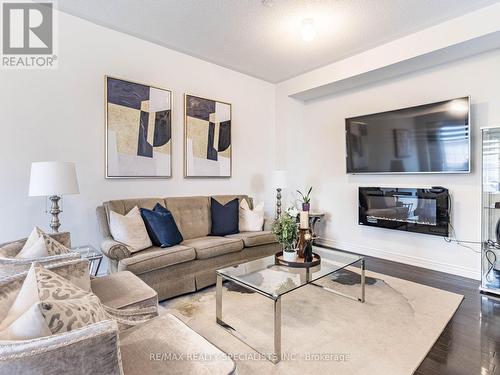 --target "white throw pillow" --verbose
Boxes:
[22,227,42,251]
[0,265,40,331]
[16,236,48,259]
[16,227,45,258]
[239,200,265,232]
[0,302,53,340]
[15,228,70,259]
[109,206,152,252]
